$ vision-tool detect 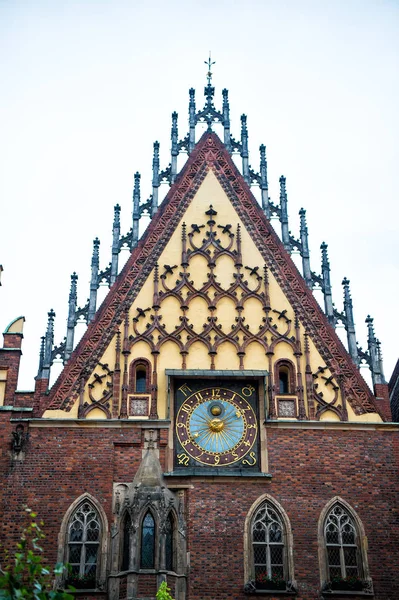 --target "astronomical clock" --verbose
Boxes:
[174,379,259,472]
